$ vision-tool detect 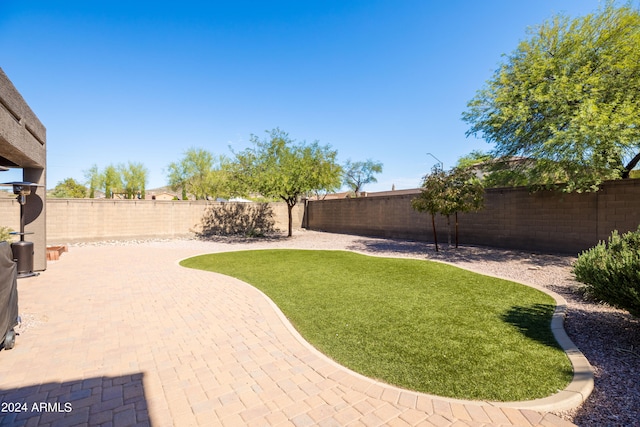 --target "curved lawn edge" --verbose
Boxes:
[178,249,594,413]
[355,252,595,412]
[358,252,595,412]
[481,274,594,412]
